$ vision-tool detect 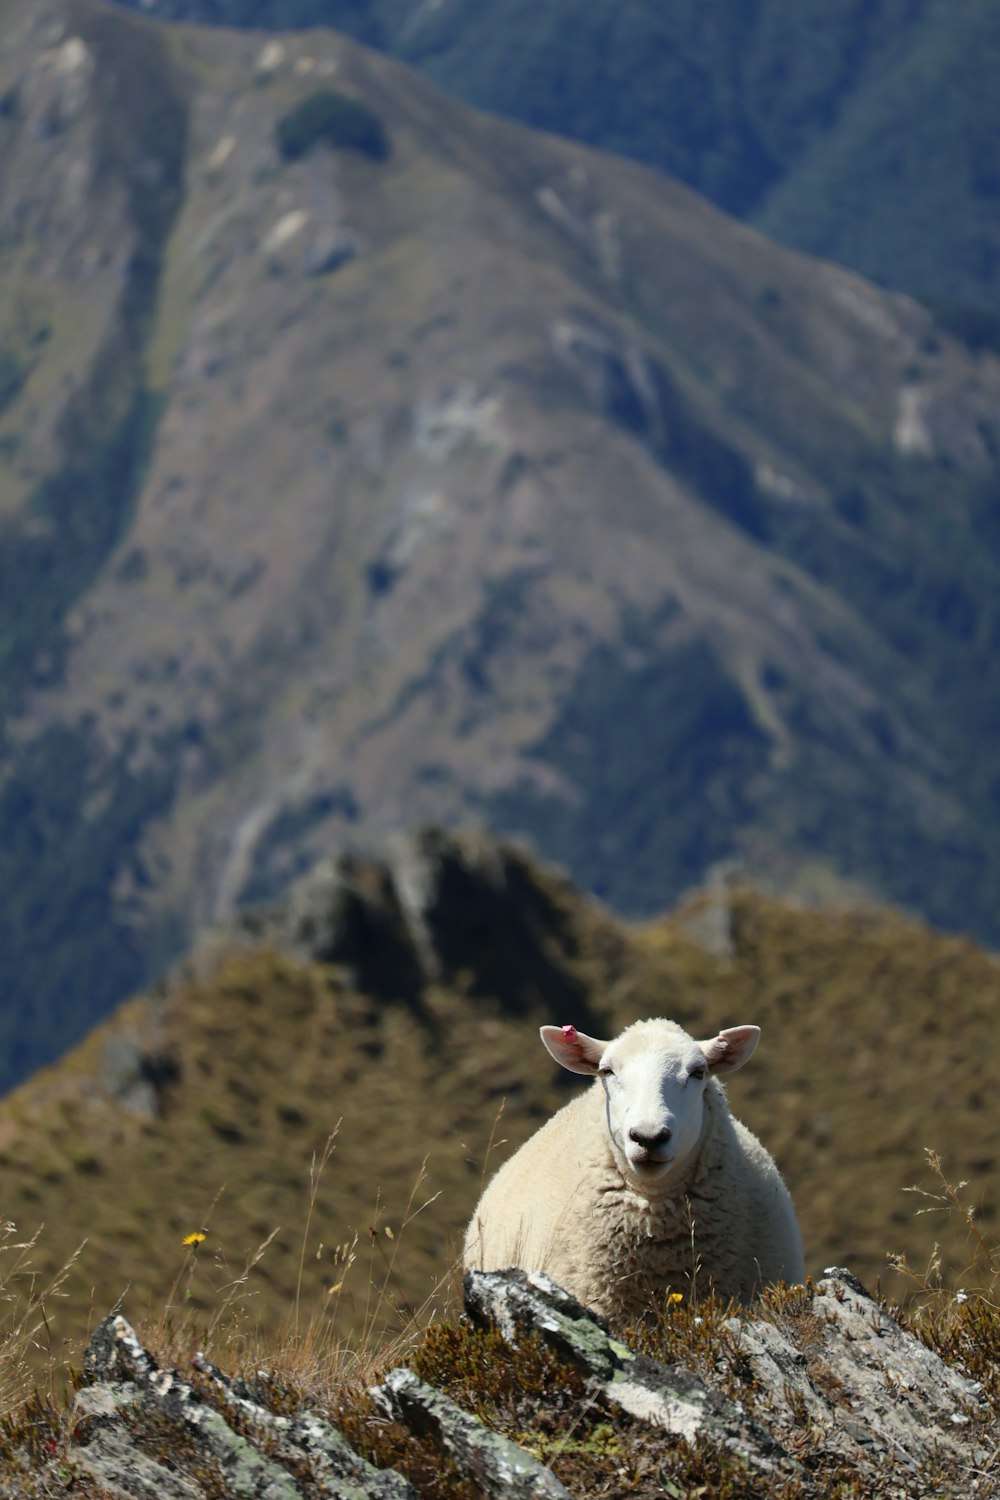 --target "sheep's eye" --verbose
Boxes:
[598,1064,614,1079]
[689,1066,708,1081]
